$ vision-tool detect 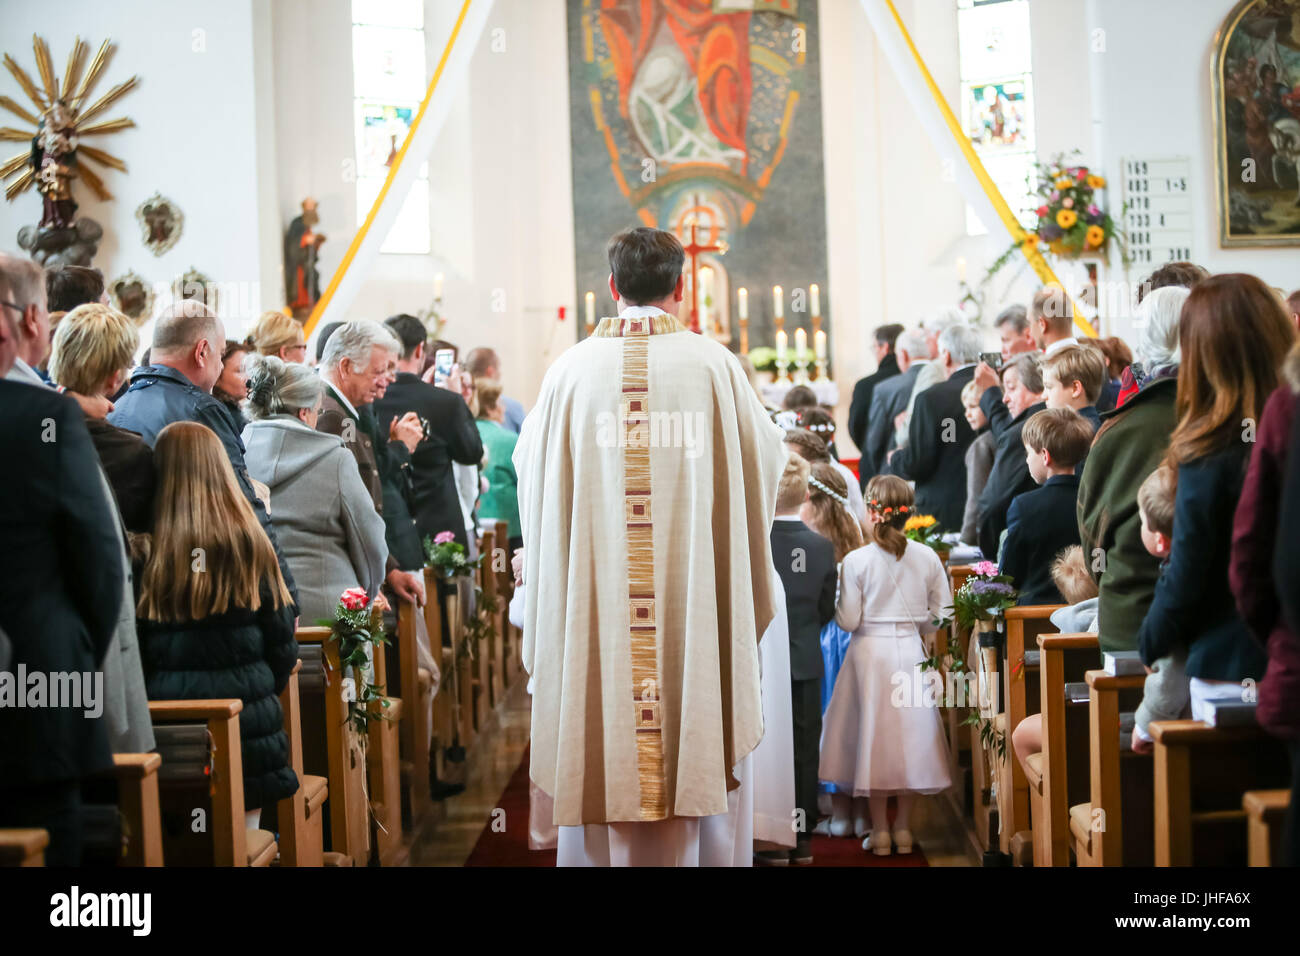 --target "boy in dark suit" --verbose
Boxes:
[1000,408,1095,605]
[757,455,837,865]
